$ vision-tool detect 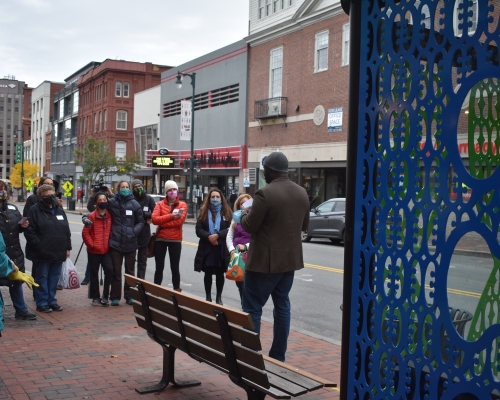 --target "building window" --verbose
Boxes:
[273,0,279,13]
[104,83,107,98]
[116,81,122,97]
[73,90,79,115]
[315,31,329,72]
[281,0,286,9]
[115,141,126,159]
[266,0,271,16]
[259,0,264,18]
[116,110,127,130]
[269,47,283,98]
[94,113,97,132]
[99,112,102,131]
[342,23,350,66]
[454,0,478,36]
[123,82,130,97]
[40,98,43,109]
[289,0,294,4]
[104,110,107,130]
